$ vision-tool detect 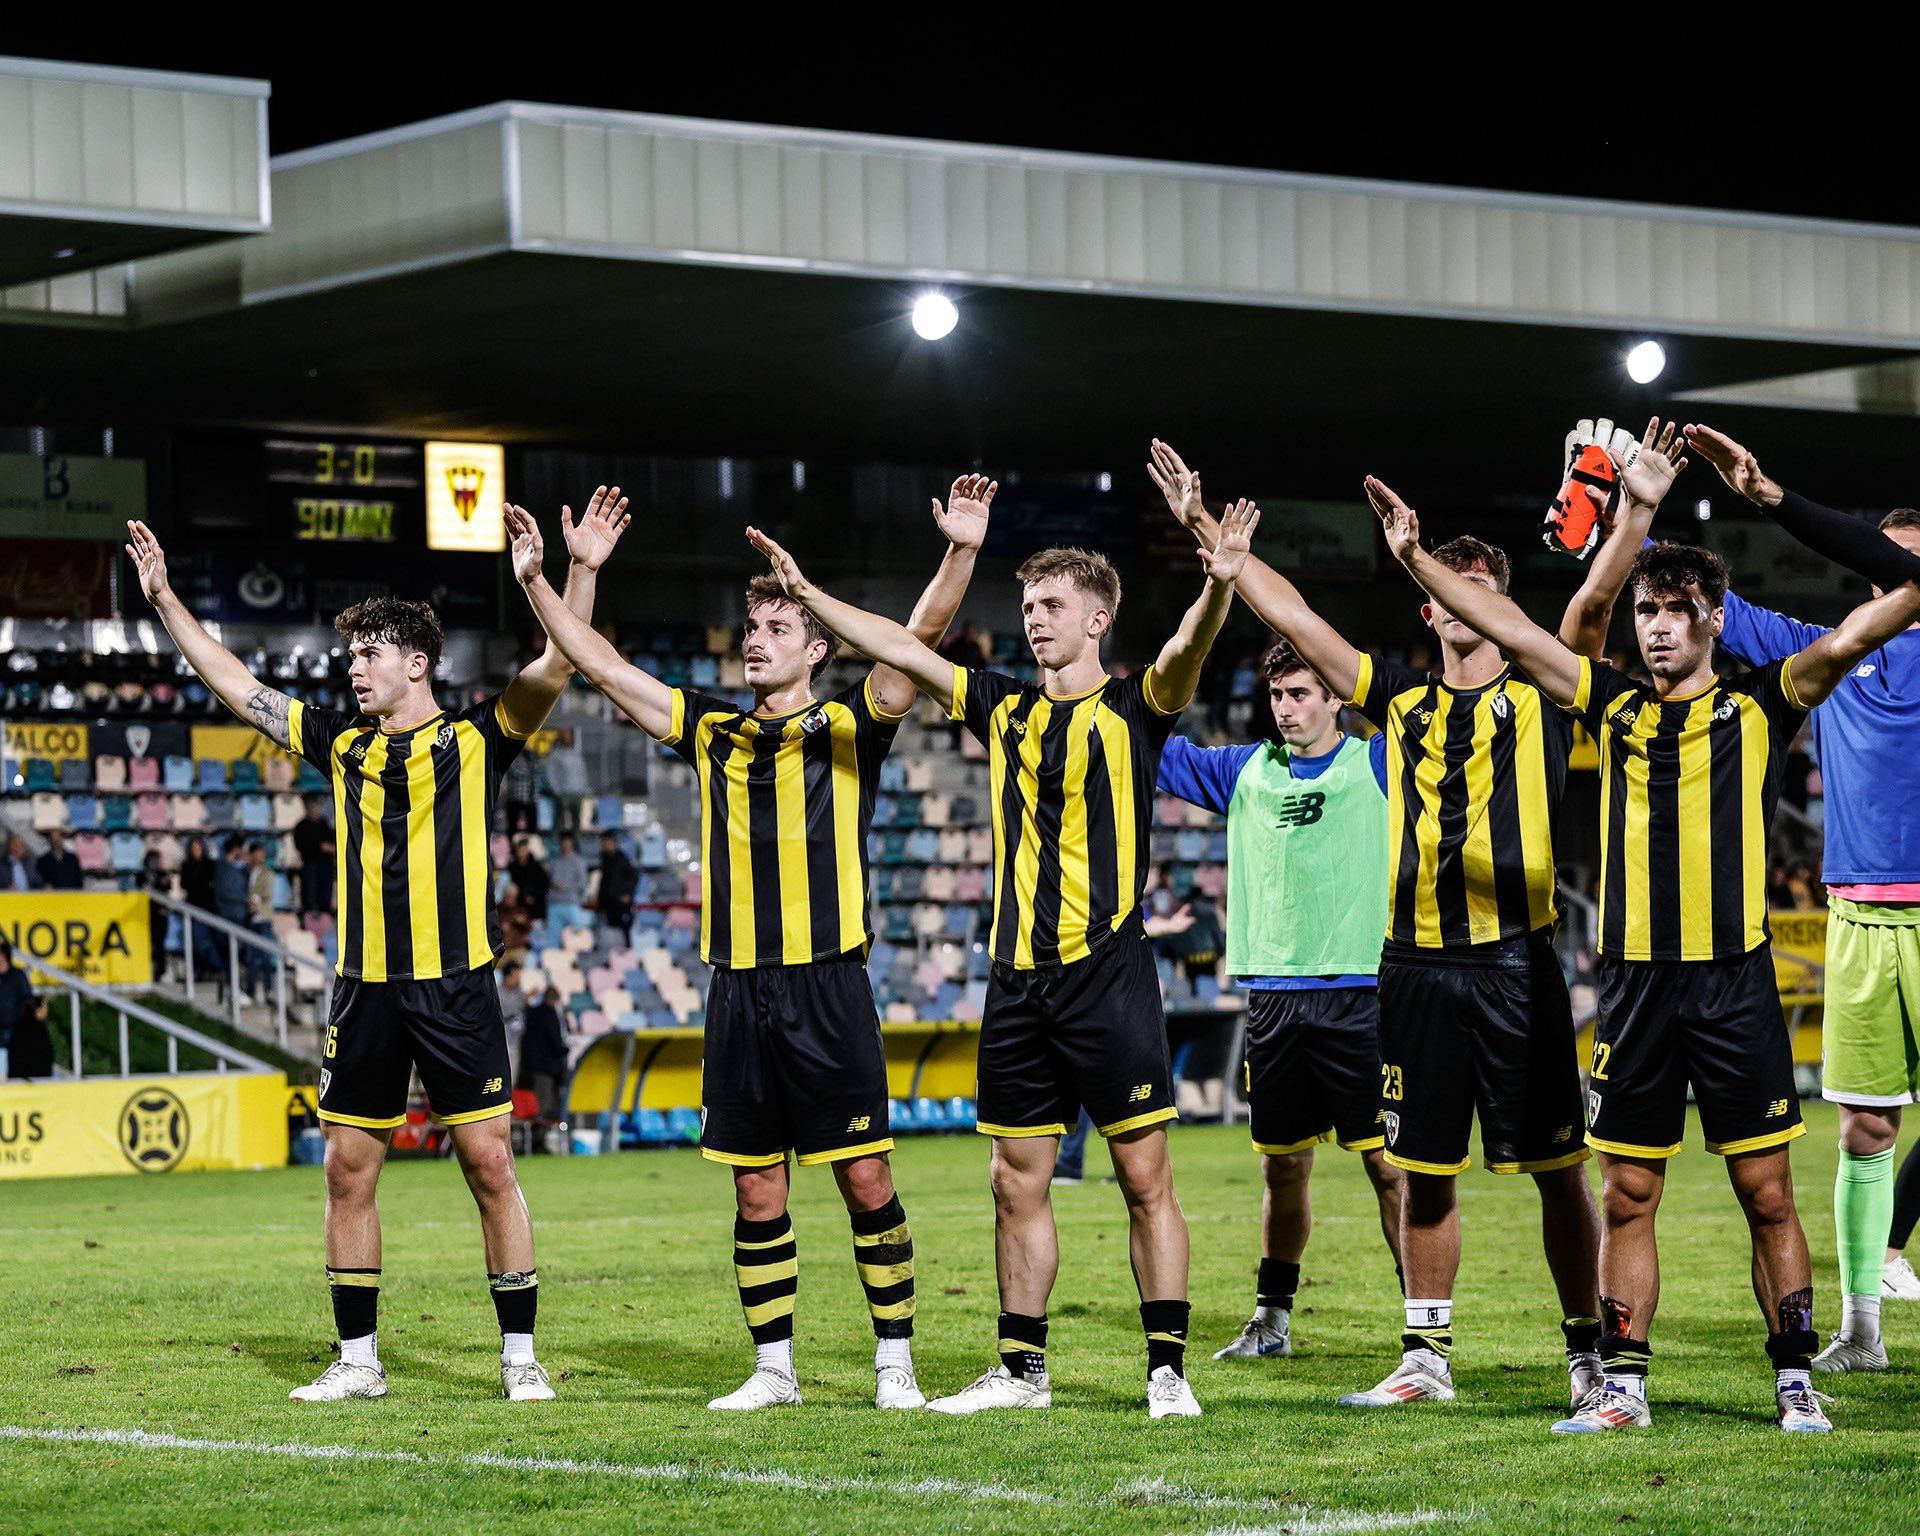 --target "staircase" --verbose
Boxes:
[146,891,331,1066]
